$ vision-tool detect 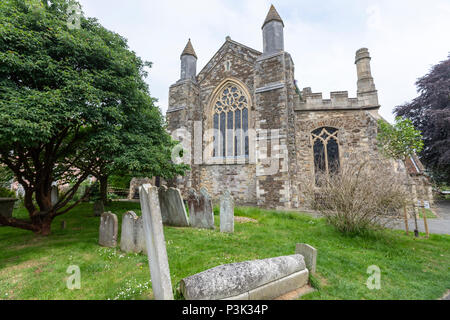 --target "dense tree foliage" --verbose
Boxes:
[377,117,424,161]
[0,0,186,234]
[395,55,450,184]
